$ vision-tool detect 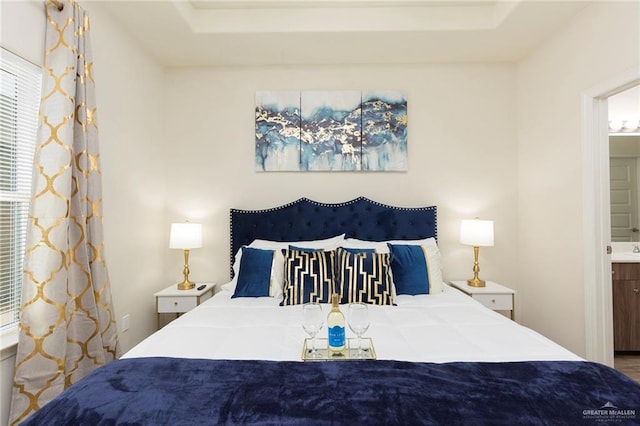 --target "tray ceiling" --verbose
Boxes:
[94,0,592,66]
